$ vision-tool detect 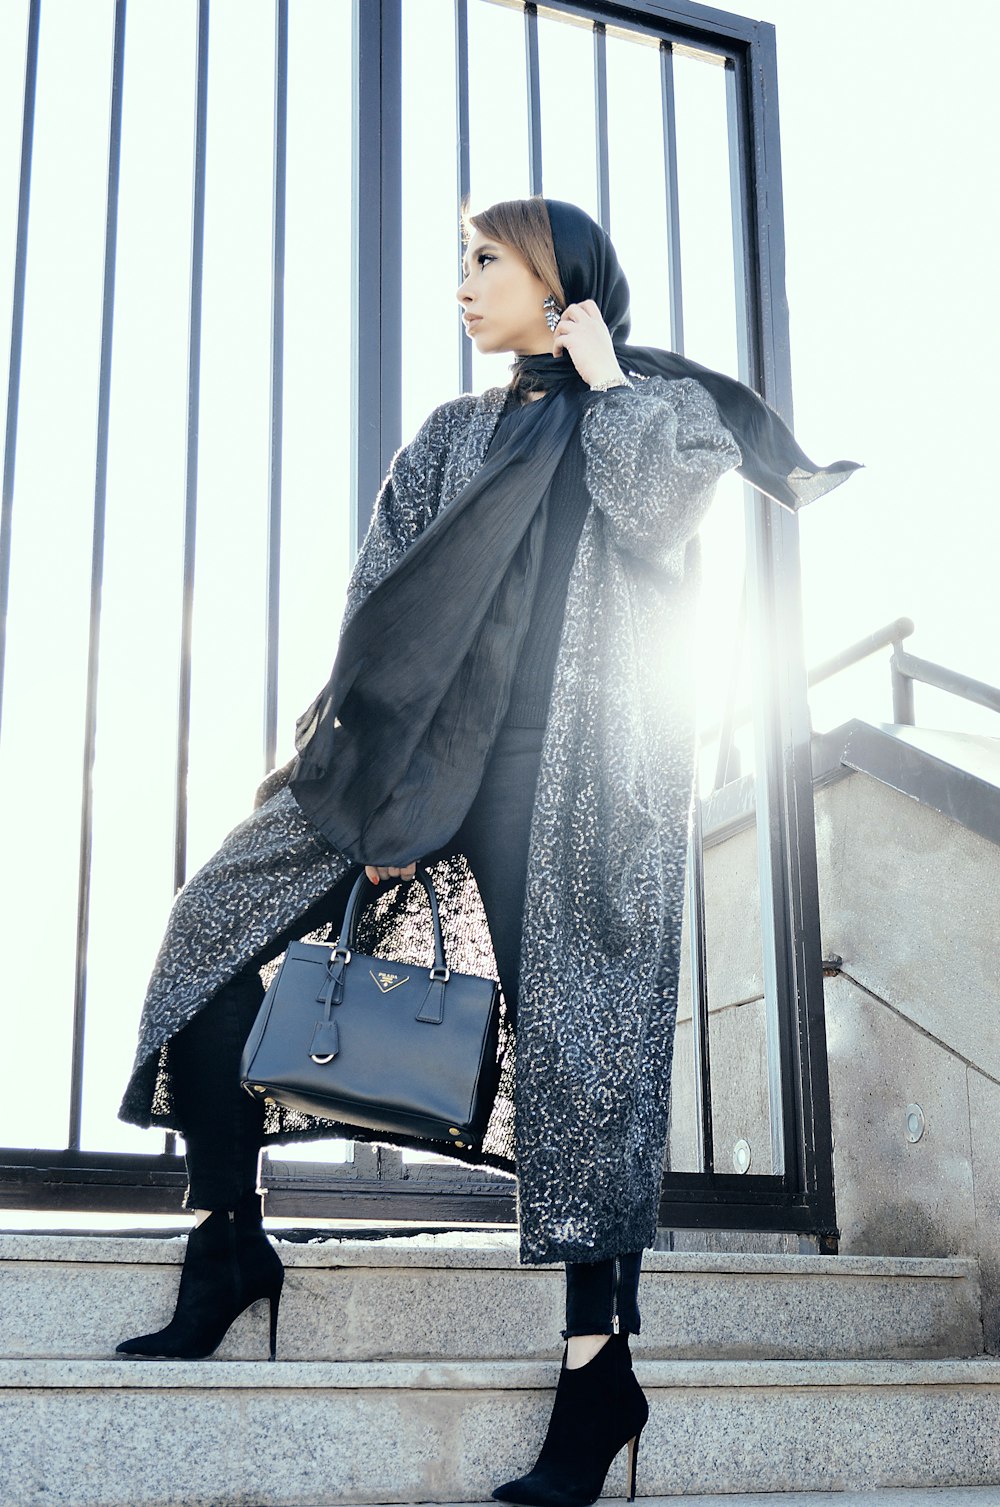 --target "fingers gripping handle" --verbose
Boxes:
[342,864,448,971]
